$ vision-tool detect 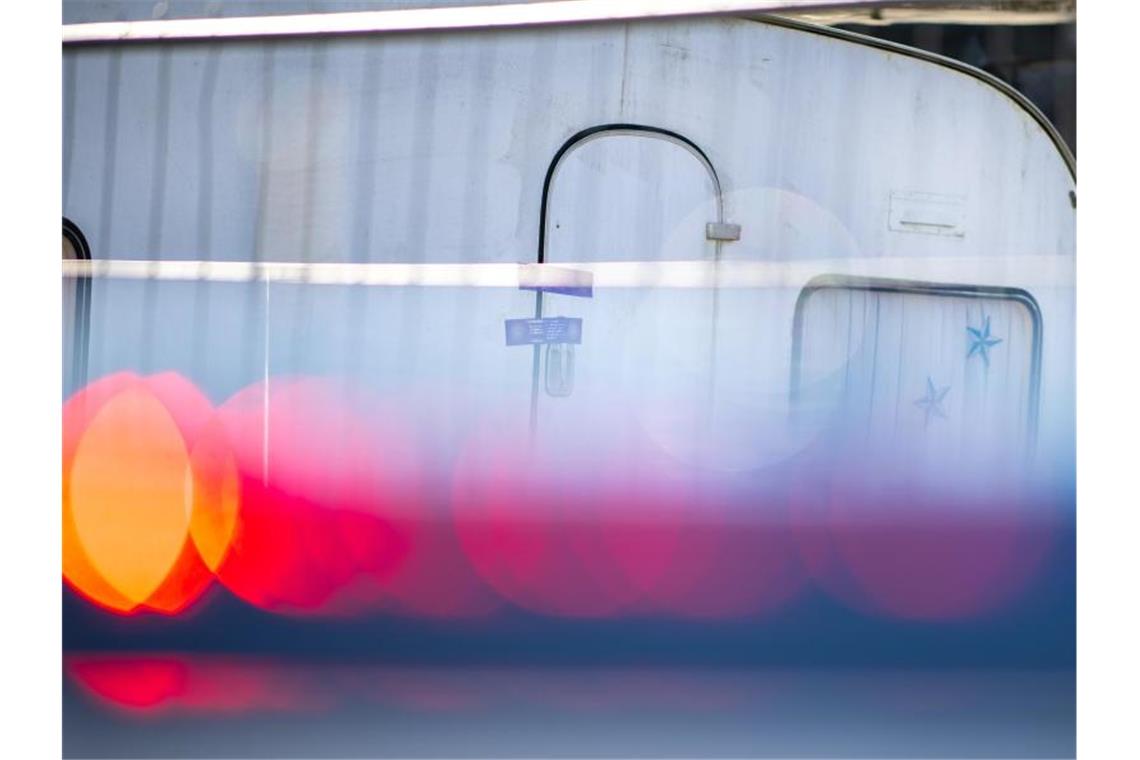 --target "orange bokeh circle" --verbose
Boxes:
[63,372,232,615]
